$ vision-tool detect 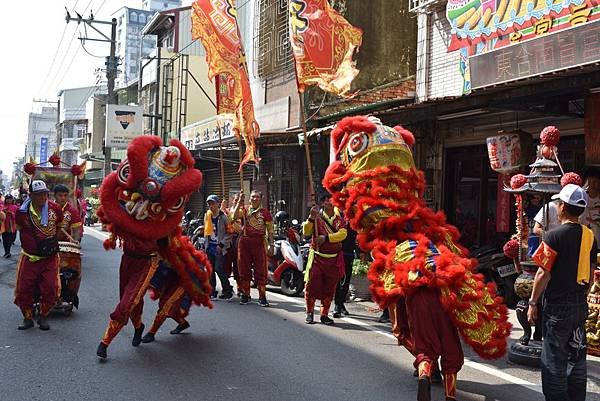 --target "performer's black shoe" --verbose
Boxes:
[417,377,431,401]
[218,290,234,300]
[258,298,270,307]
[141,333,155,343]
[132,324,145,346]
[96,343,108,359]
[170,321,190,334]
[320,315,334,325]
[17,319,34,330]
[239,295,251,305]
[341,305,350,315]
[333,306,341,318]
[305,312,314,324]
[37,317,50,331]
